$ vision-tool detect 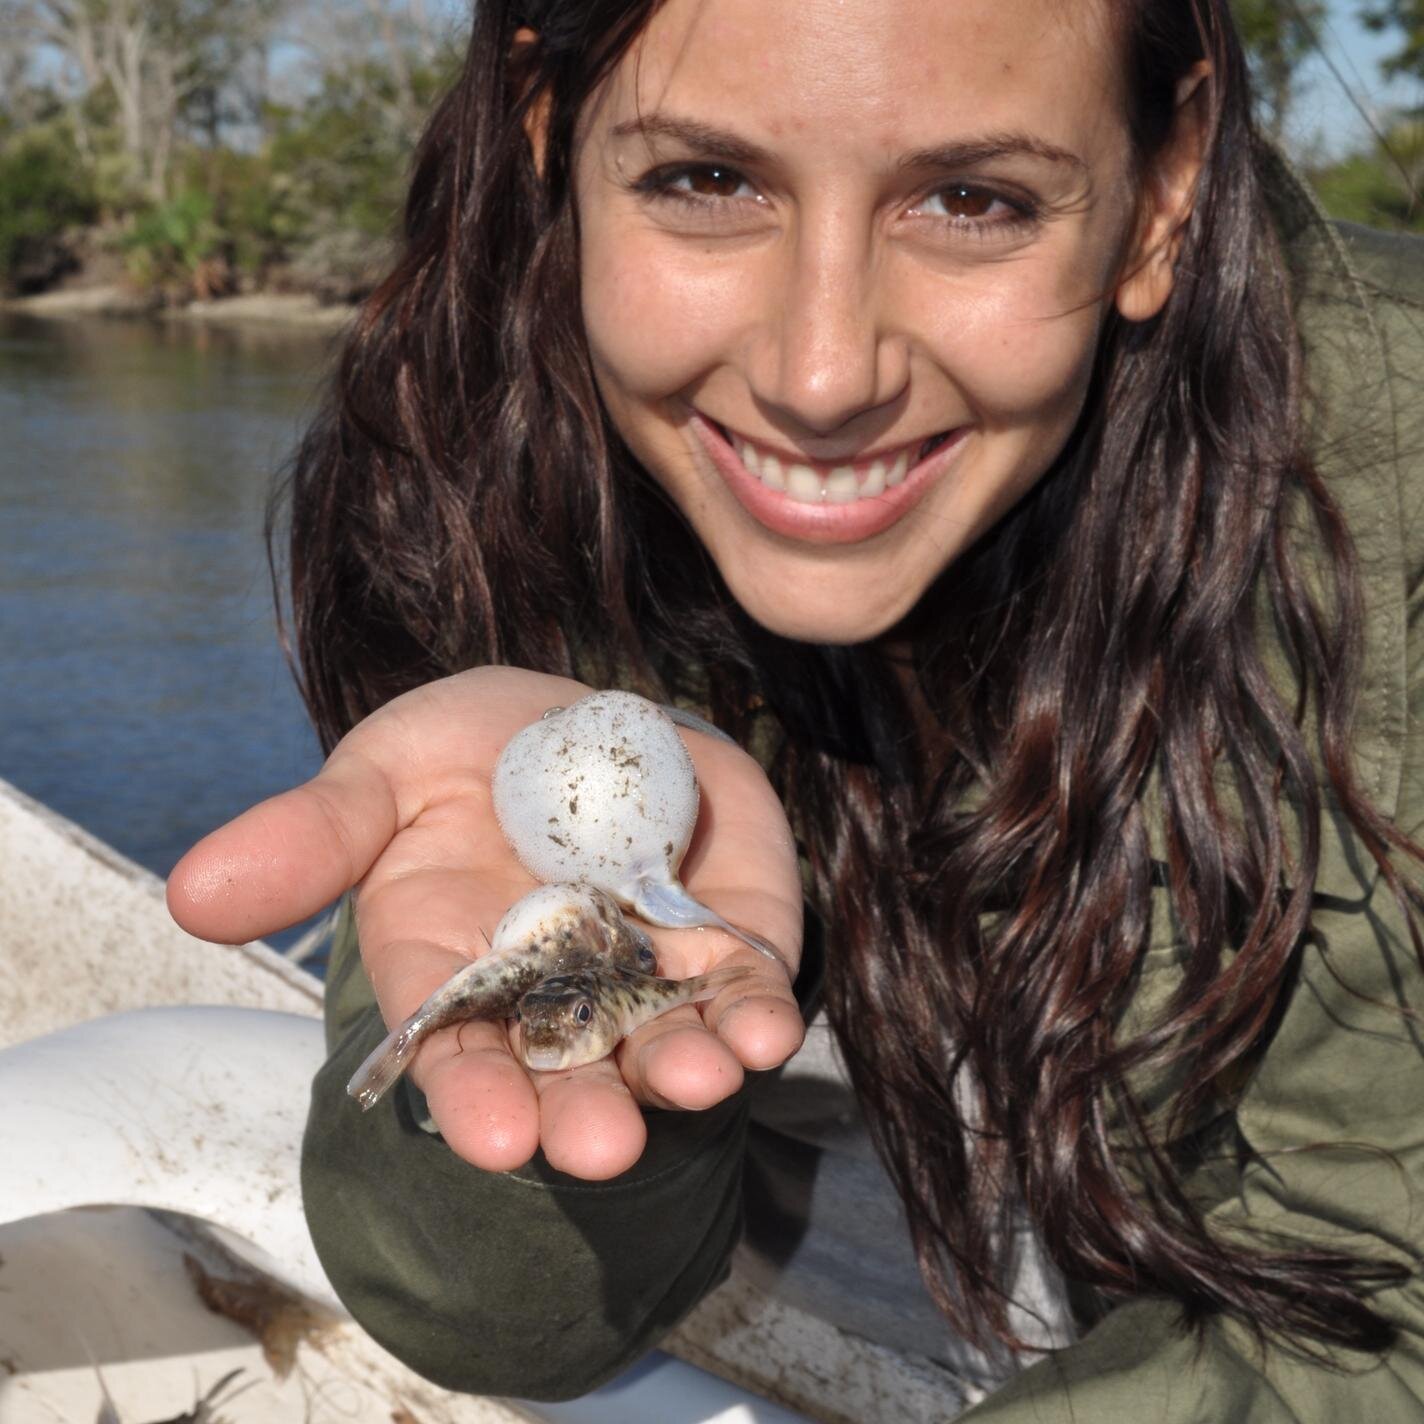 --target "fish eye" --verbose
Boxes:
[575,1001,593,1025]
